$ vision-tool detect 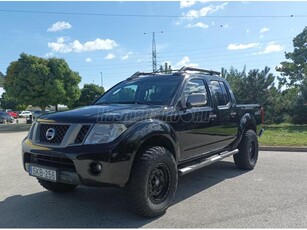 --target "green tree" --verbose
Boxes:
[4,53,81,111]
[223,66,275,105]
[265,87,299,124]
[73,84,105,108]
[159,62,172,74]
[0,92,27,111]
[0,92,17,110]
[276,26,307,86]
[223,66,280,124]
[276,27,307,124]
[0,71,4,87]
